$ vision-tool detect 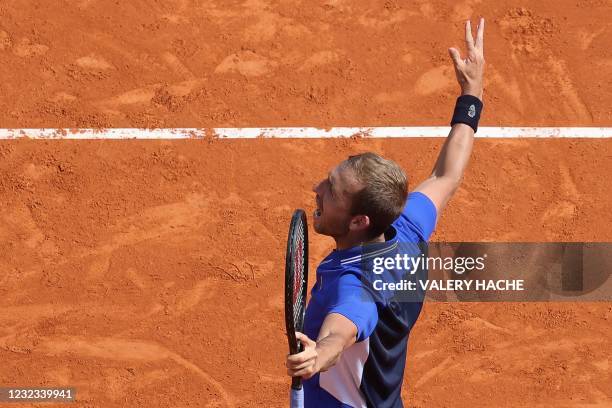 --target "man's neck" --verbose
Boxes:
[334,233,386,251]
